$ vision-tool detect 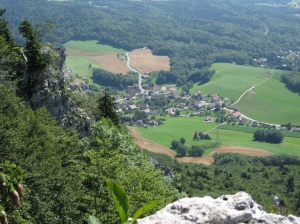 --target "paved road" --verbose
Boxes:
[125,52,143,91]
